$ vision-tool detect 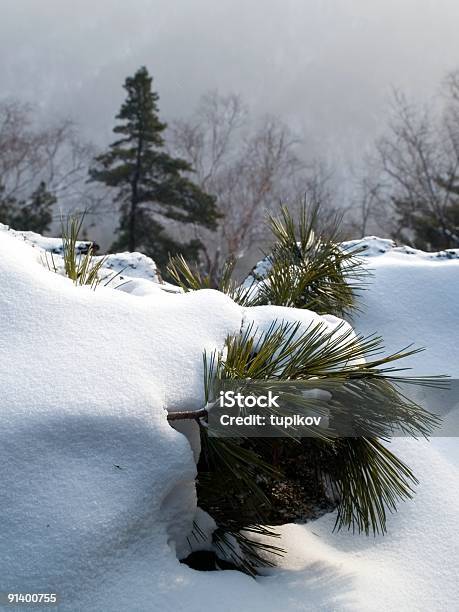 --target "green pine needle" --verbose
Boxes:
[251,203,369,315]
[196,319,441,569]
[167,253,255,305]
